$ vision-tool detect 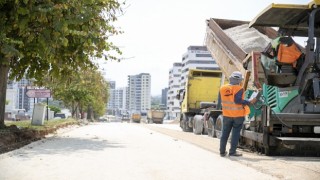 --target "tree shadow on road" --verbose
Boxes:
[10,136,125,157]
